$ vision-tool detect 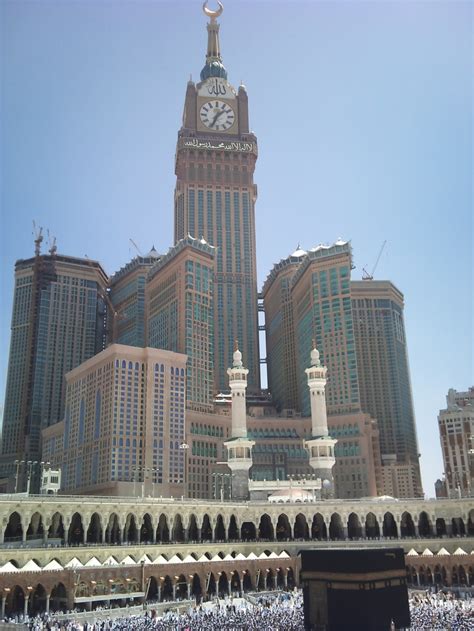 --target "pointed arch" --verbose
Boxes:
[30,584,47,615]
[172,514,185,542]
[156,514,170,542]
[276,514,291,541]
[124,513,138,543]
[258,513,274,540]
[68,512,84,545]
[140,513,154,543]
[241,521,256,541]
[329,513,344,540]
[26,512,44,539]
[161,576,173,601]
[347,513,362,539]
[452,517,466,536]
[311,513,327,540]
[175,573,188,599]
[5,586,25,617]
[400,512,416,538]
[50,583,67,612]
[217,571,228,596]
[4,512,23,541]
[201,514,213,541]
[214,514,226,541]
[383,512,397,538]
[294,513,309,540]
[228,514,239,540]
[105,513,121,544]
[365,512,380,539]
[230,570,240,594]
[189,573,201,602]
[147,576,159,601]
[242,569,253,592]
[187,514,199,541]
[418,511,432,537]
[207,572,217,596]
[48,512,65,541]
[86,512,102,543]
